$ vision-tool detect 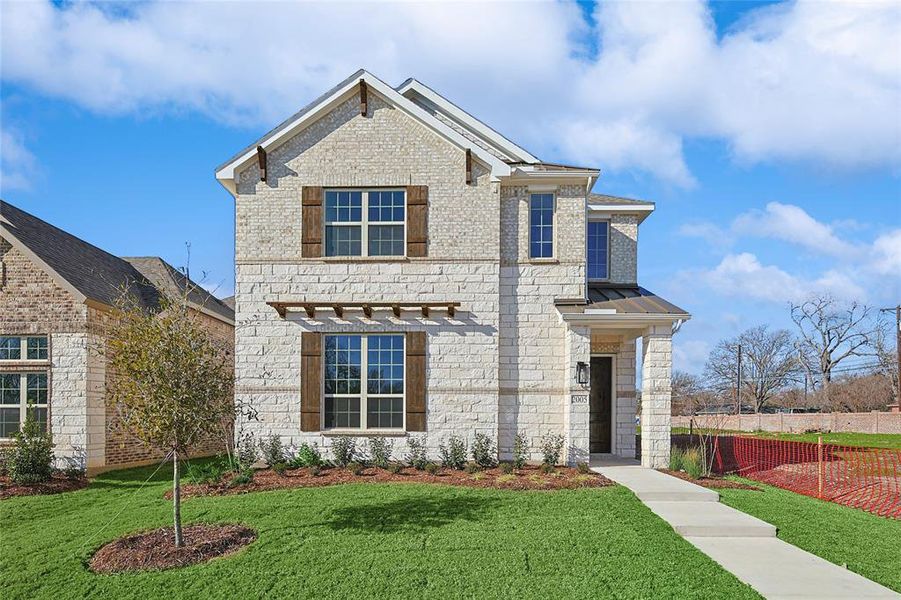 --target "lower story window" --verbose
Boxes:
[324,334,404,430]
[0,372,48,438]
